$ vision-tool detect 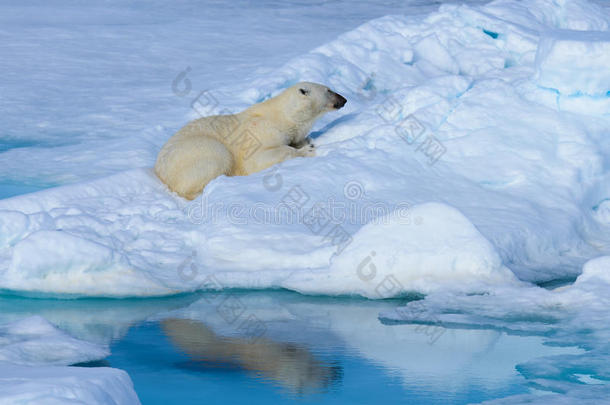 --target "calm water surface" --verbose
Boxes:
[0,291,582,404]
